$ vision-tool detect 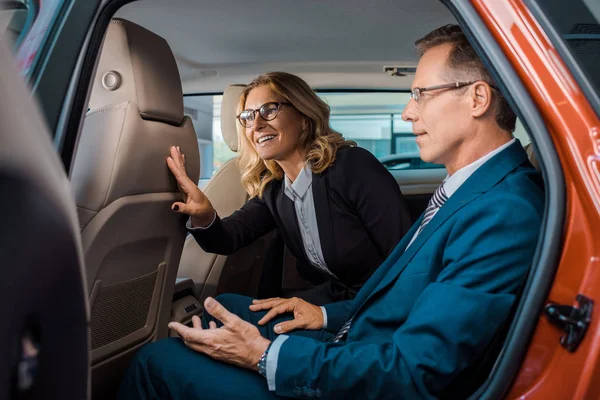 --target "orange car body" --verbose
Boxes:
[475,0,600,398]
